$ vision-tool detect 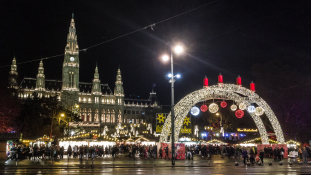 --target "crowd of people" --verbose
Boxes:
[8,143,310,165]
